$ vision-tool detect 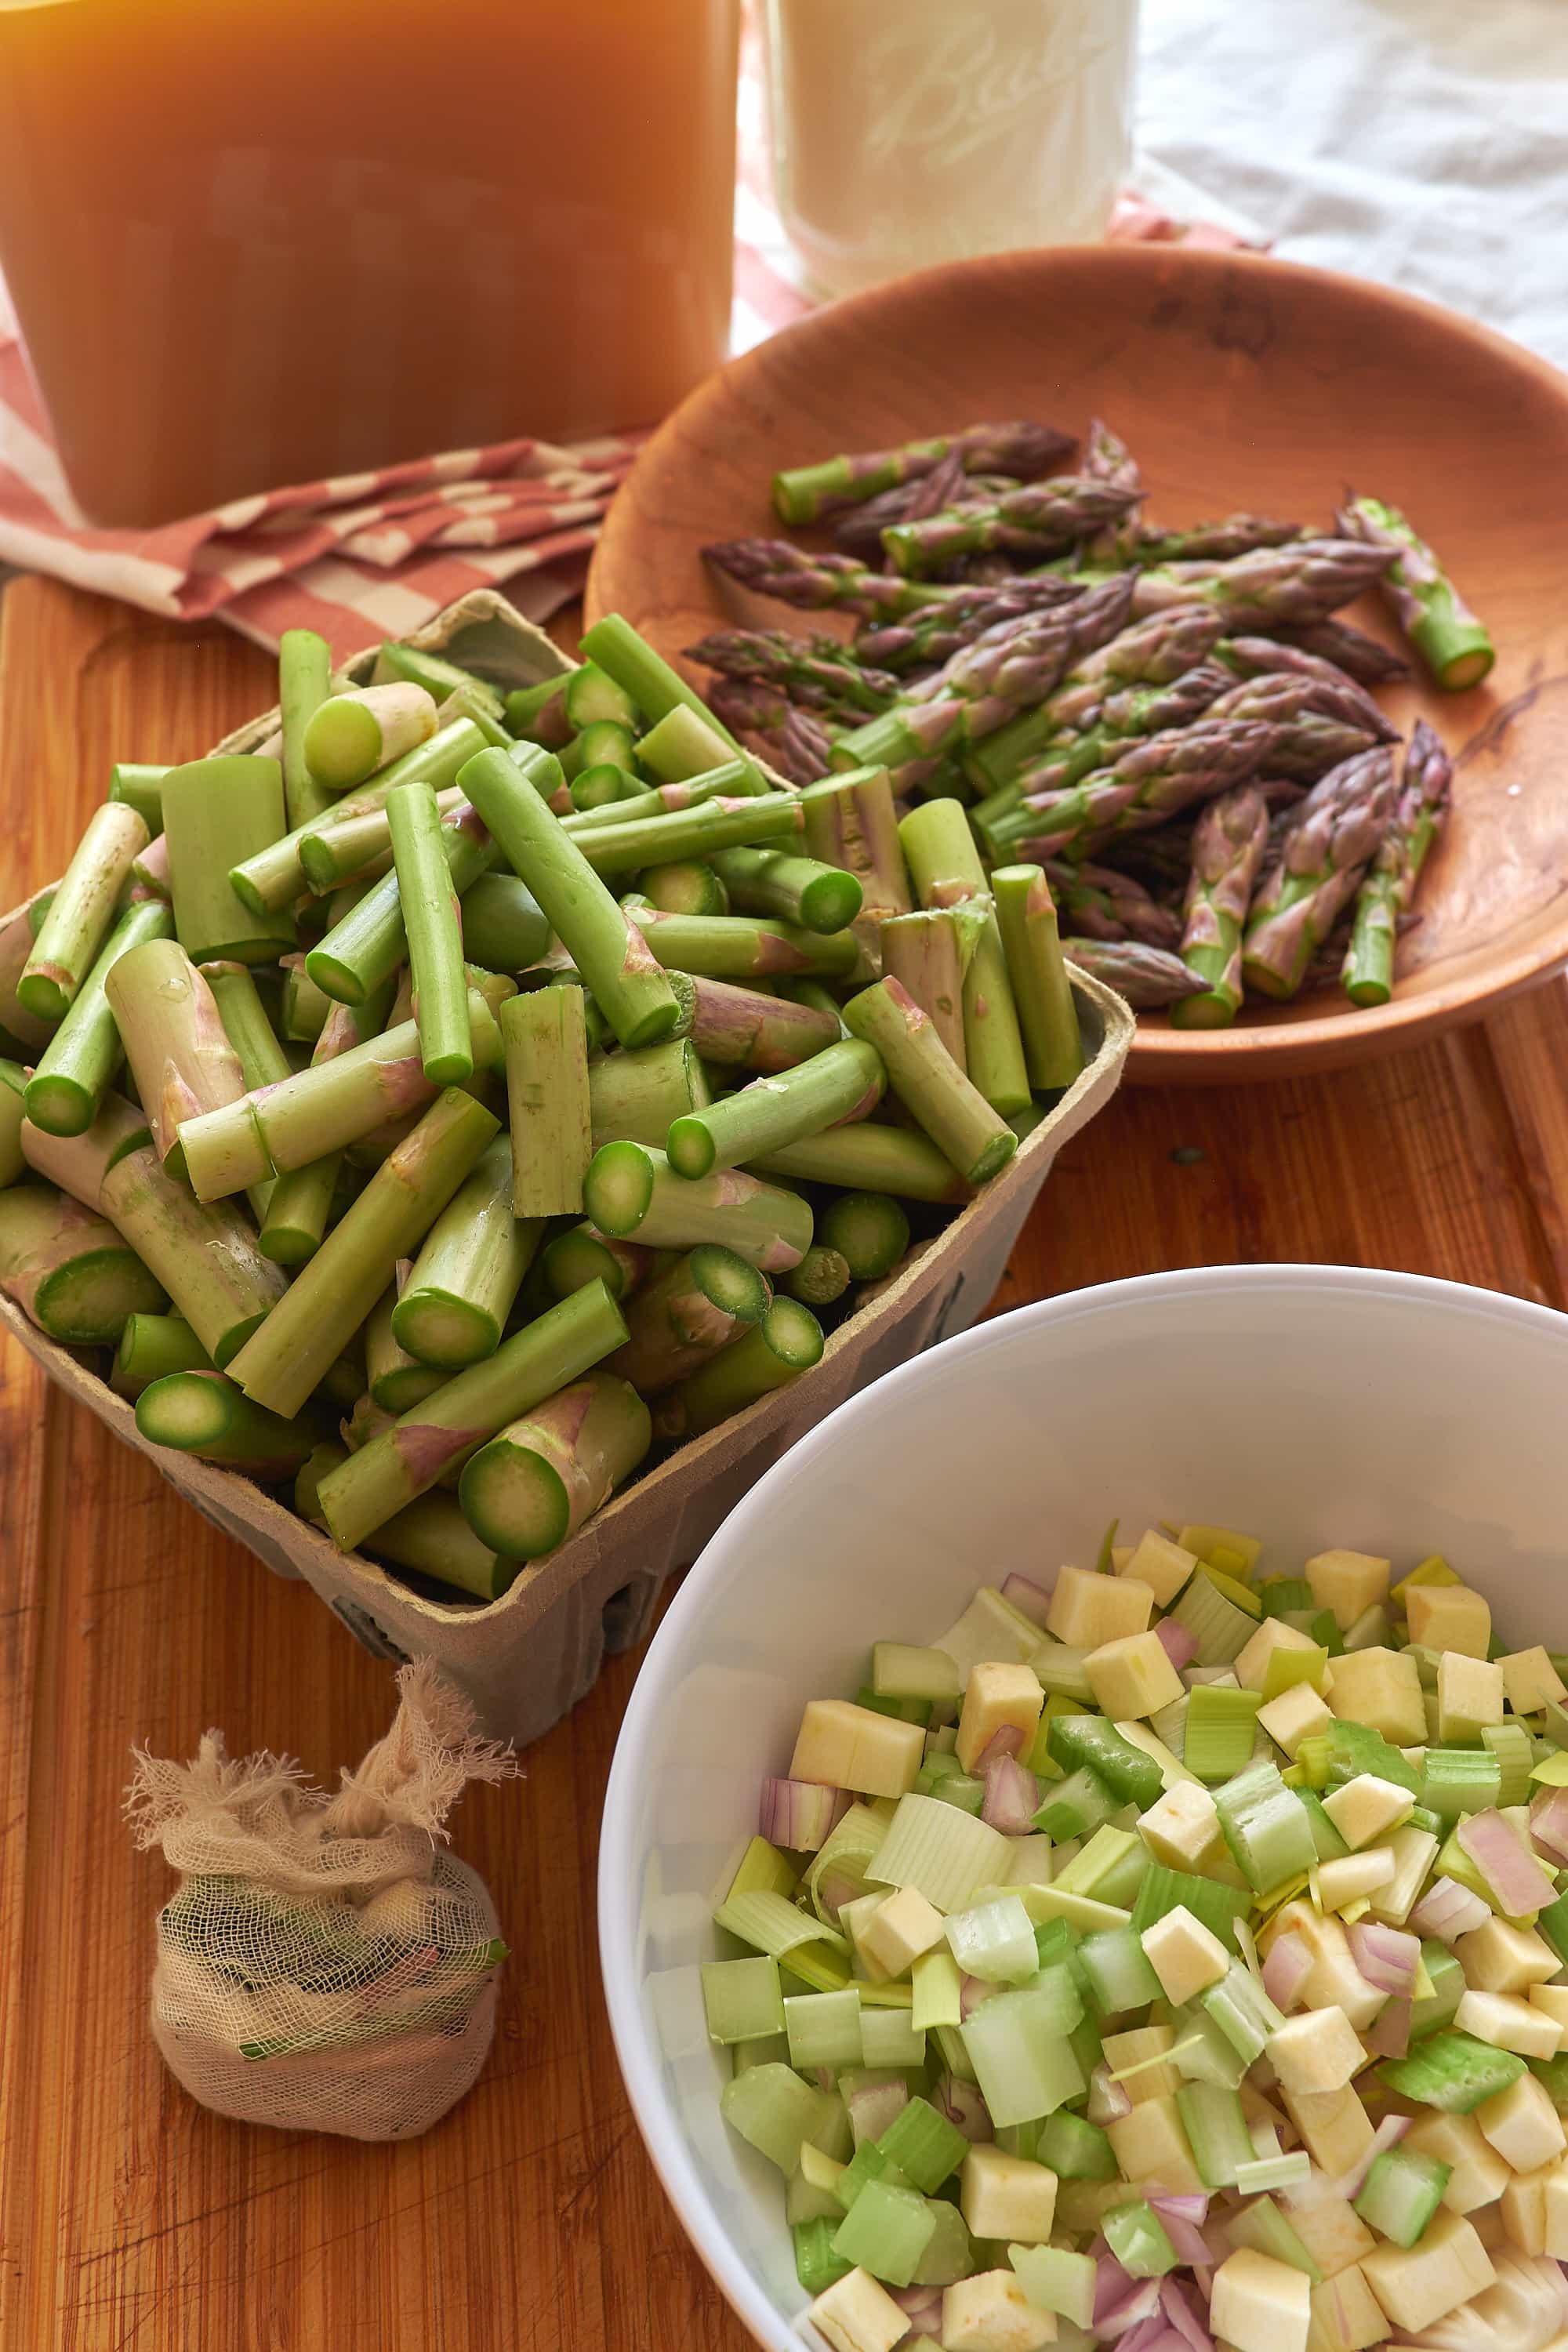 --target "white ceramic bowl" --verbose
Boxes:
[598,1265,1568,2350]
